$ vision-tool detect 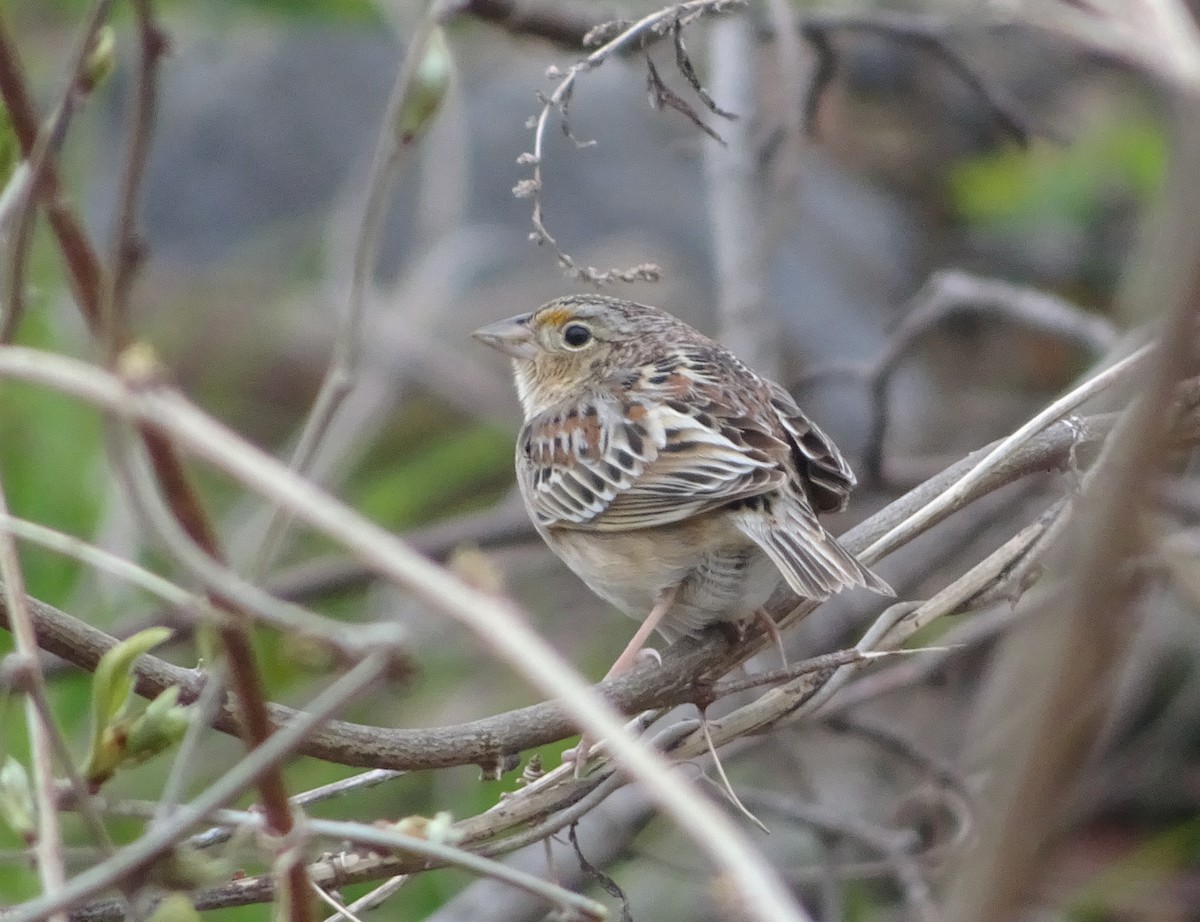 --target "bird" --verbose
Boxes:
[473,295,891,683]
